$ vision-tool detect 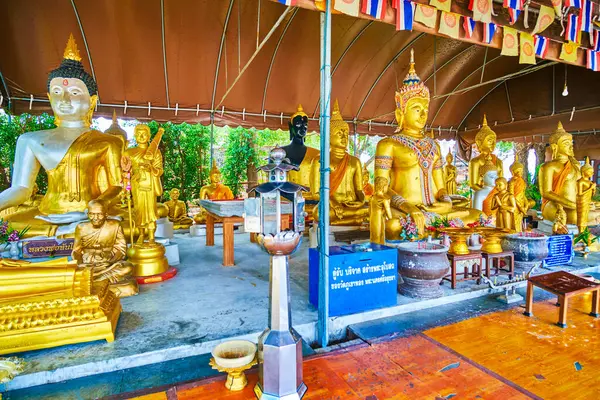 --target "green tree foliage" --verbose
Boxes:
[222,127,258,197]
